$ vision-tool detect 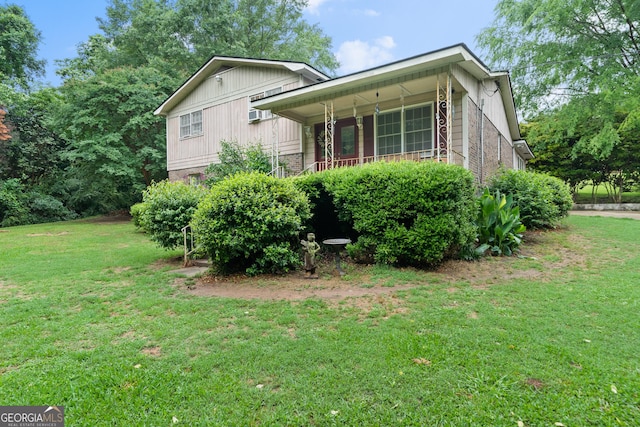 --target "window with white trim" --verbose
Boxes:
[376,103,433,155]
[179,110,203,138]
